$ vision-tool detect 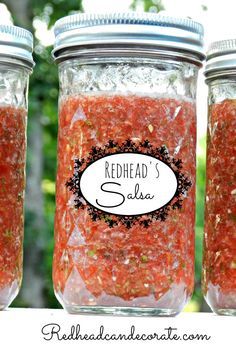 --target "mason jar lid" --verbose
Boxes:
[52,12,205,65]
[205,39,236,81]
[0,24,34,69]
